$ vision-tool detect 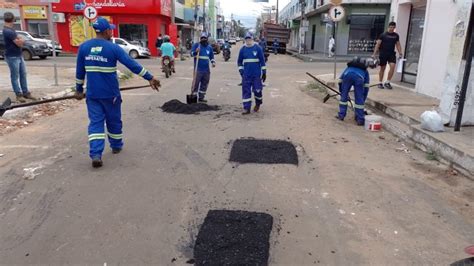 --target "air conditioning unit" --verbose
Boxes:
[52,13,65,23]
